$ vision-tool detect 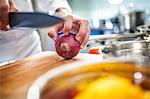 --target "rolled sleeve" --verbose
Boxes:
[36,0,72,14]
